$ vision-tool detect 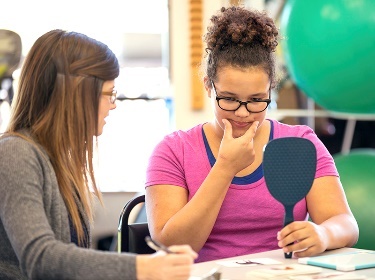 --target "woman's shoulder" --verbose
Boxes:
[152,124,206,158]
[0,132,30,151]
[163,123,204,143]
[1,132,35,149]
[0,132,49,163]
